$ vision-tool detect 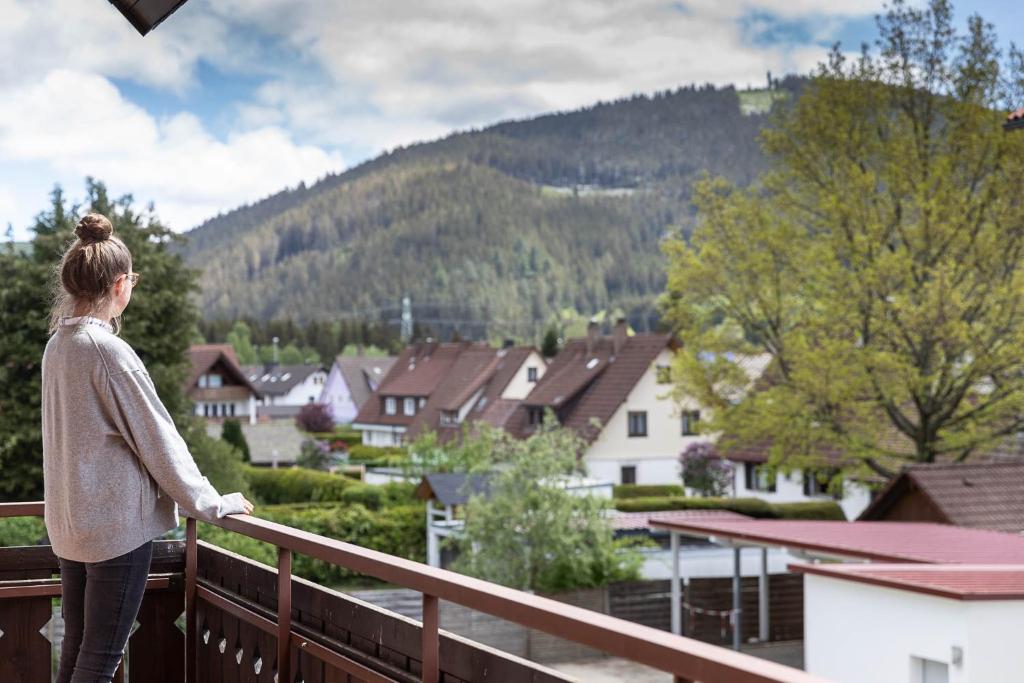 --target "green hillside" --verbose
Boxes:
[179,81,796,339]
